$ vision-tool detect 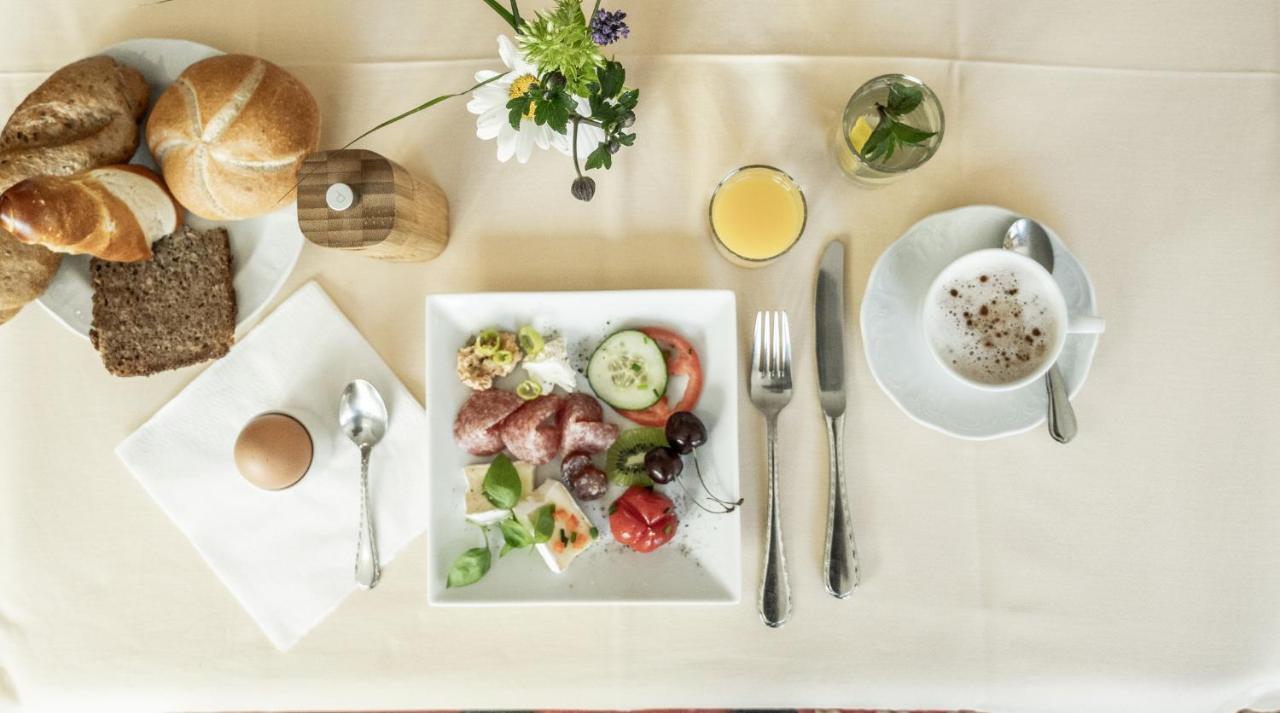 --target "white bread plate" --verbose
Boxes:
[36,38,305,339]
